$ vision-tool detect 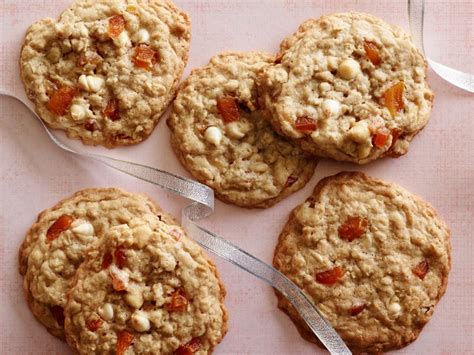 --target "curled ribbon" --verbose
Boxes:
[0,91,351,355]
[1,1,471,354]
